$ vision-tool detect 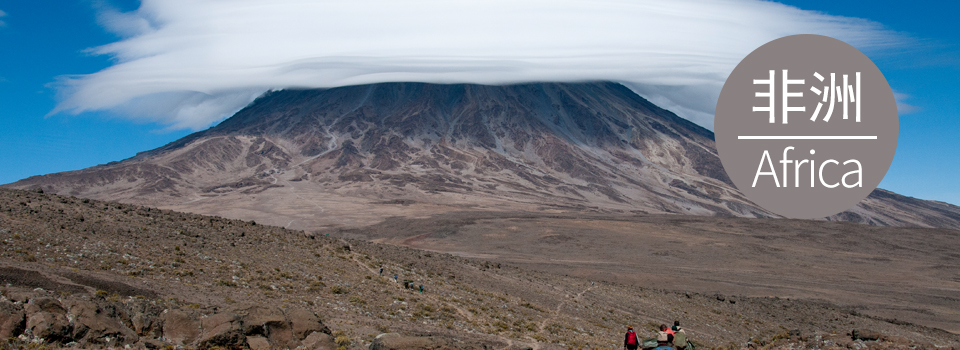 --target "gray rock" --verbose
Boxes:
[285,308,329,341]
[64,299,138,346]
[142,338,172,350]
[235,305,295,348]
[302,331,338,350]
[0,299,25,339]
[26,311,72,342]
[160,308,200,346]
[24,297,66,314]
[197,311,246,349]
[130,310,160,337]
[246,335,271,350]
[851,329,882,341]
